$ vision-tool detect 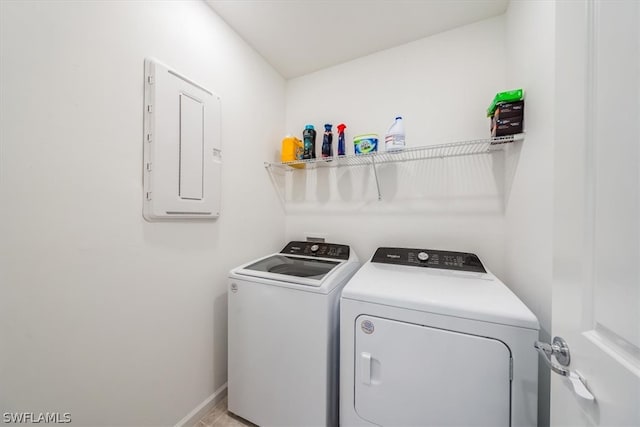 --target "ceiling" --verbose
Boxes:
[206,0,509,79]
